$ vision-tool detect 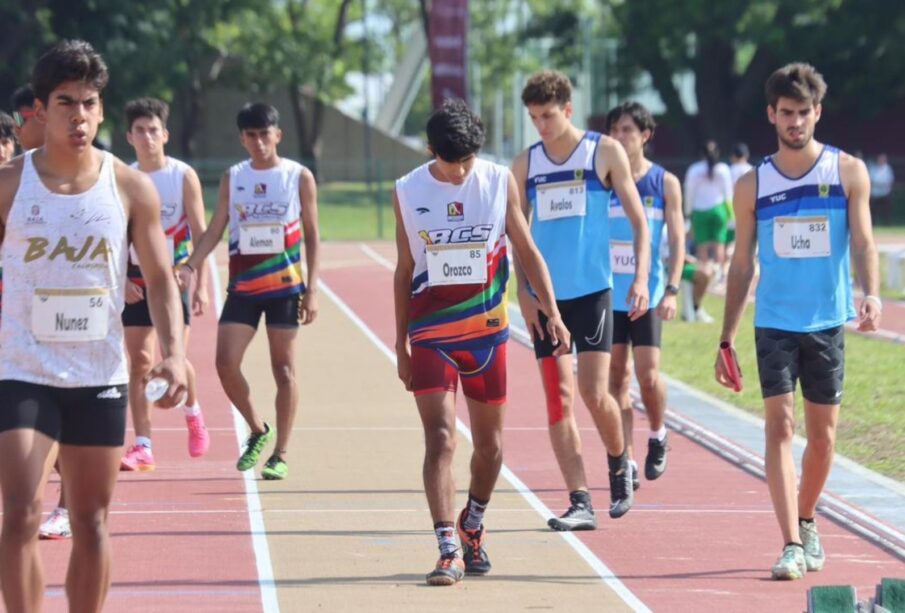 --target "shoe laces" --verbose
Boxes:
[561,502,589,518]
[265,455,284,469]
[610,469,630,501]
[188,417,206,435]
[437,556,459,570]
[245,429,267,450]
